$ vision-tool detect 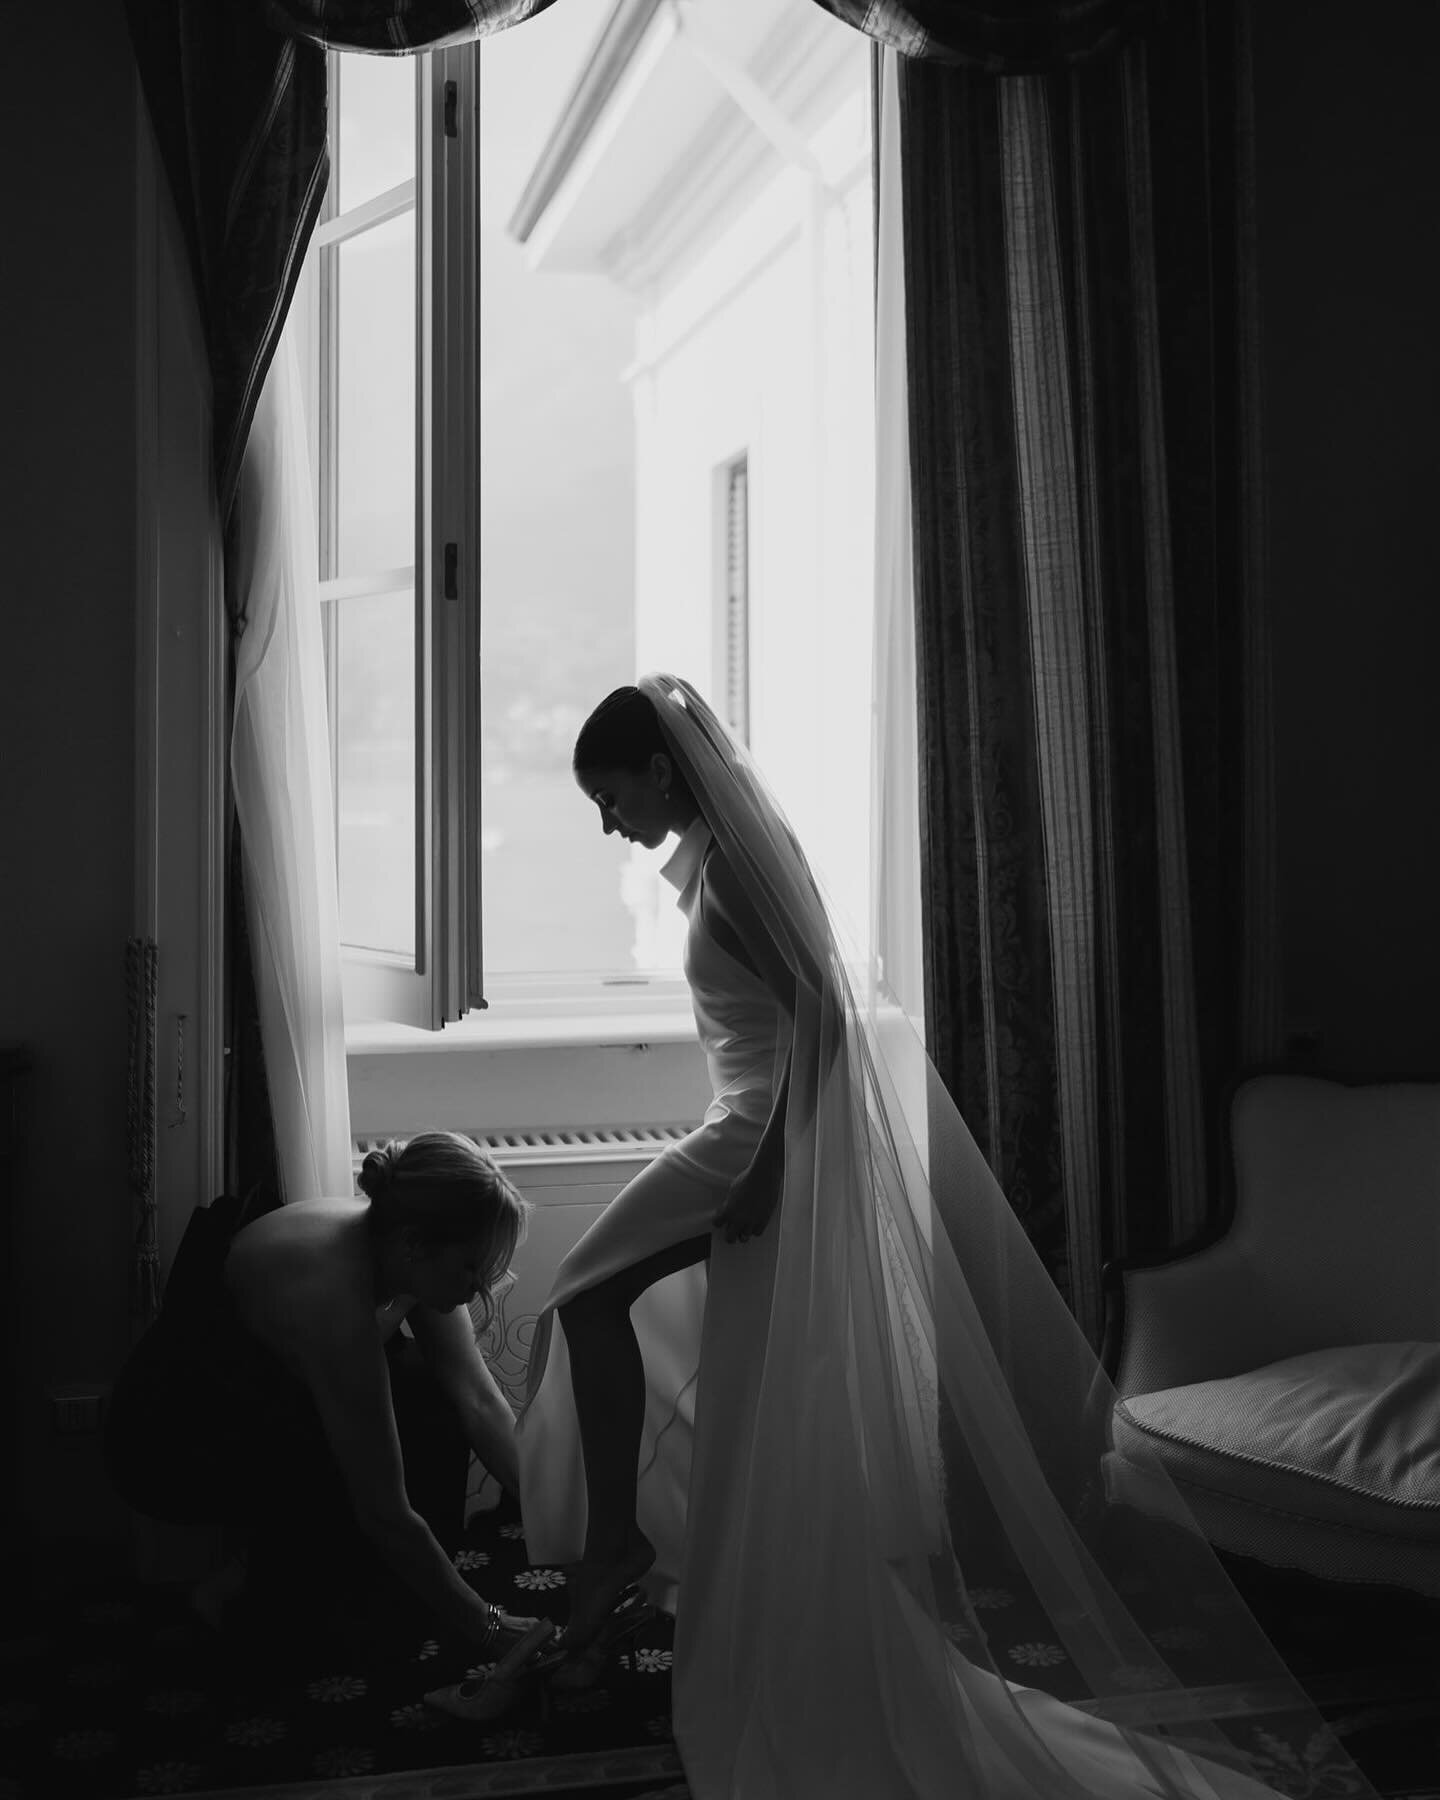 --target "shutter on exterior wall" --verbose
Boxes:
[724,454,750,744]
